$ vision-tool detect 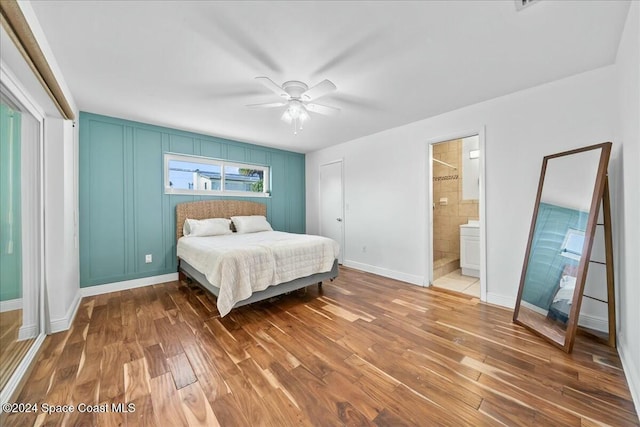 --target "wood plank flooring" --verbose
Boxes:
[2,266,638,426]
[0,309,35,391]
